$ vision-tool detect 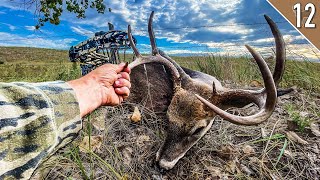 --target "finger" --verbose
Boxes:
[119,96,124,103]
[118,72,130,81]
[114,79,131,88]
[118,95,128,103]
[122,94,129,100]
[115,87,130,97]
[123,66,131,74]
[115,62,127,73]
[119,62,130,74]
[123,62,128,68]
